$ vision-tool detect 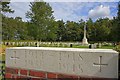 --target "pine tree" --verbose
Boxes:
[26,2,57,41]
